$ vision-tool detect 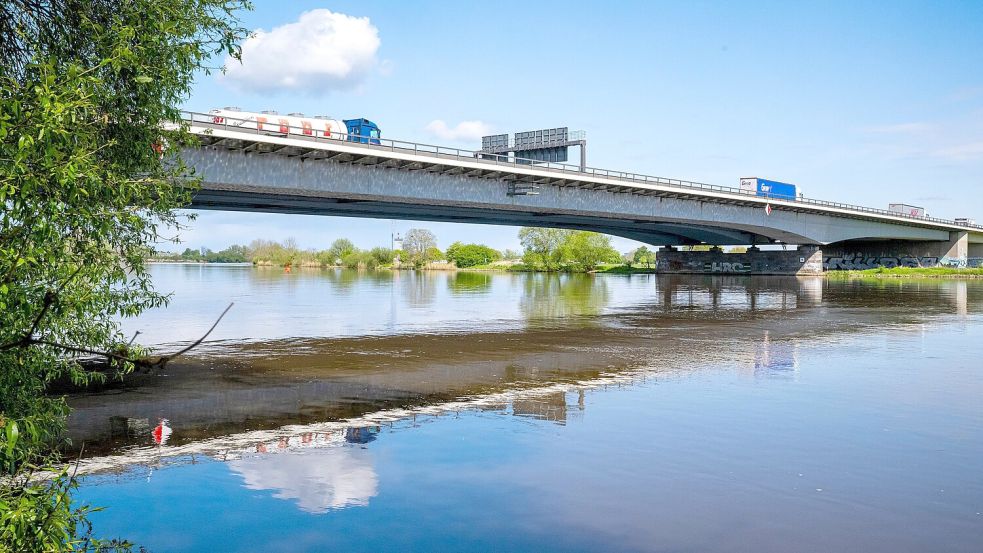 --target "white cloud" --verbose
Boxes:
[221,9,380,94]
[425,120,493,142]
